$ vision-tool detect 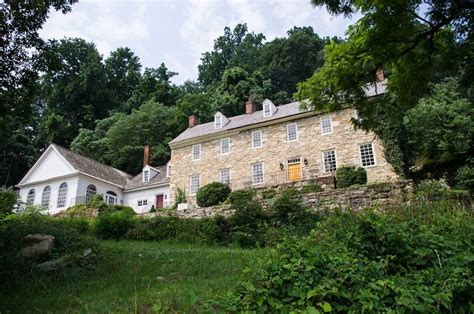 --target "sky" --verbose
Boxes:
[39,0,360,85]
